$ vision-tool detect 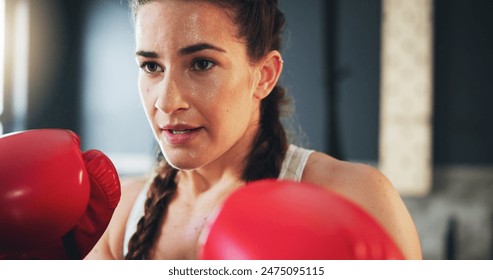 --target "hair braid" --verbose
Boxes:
[243,85,289,181]
[241,0,288,181]
[124,164,178,259]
